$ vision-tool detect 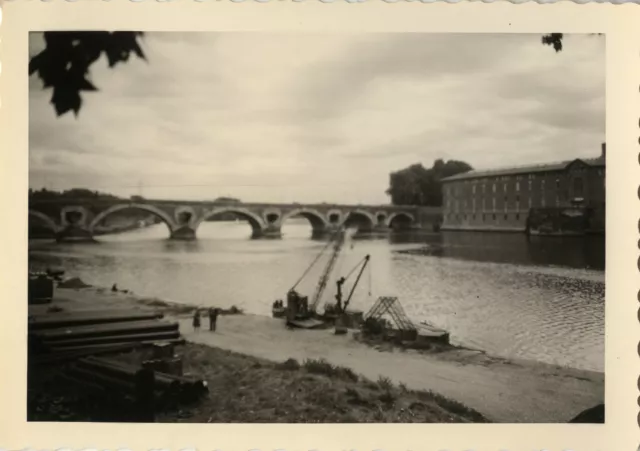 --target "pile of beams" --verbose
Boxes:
[29,309,185,364]
[66,356,208,405]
